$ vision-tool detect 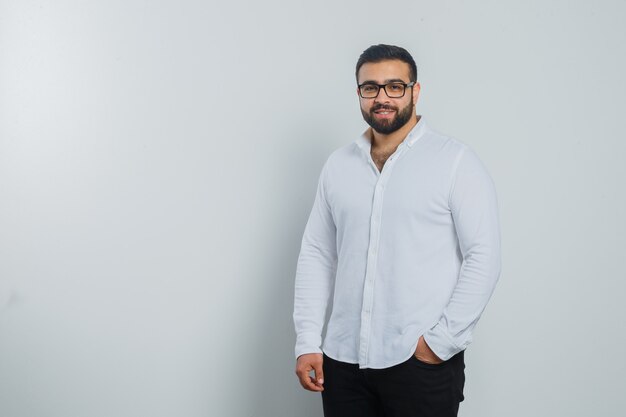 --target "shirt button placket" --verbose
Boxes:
[359,147,404,366]
[359,173,387,365]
